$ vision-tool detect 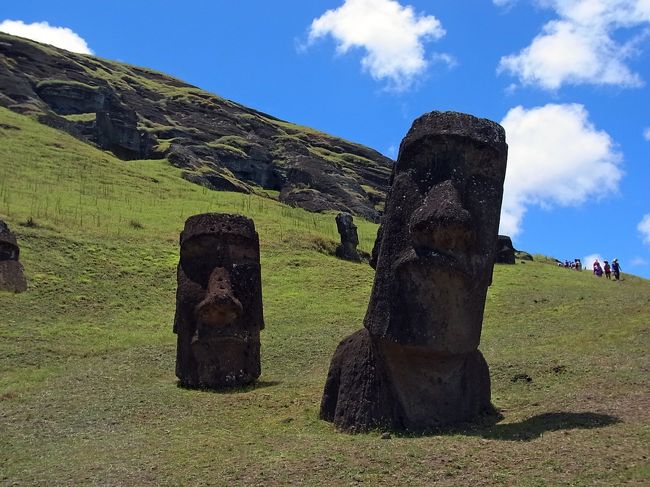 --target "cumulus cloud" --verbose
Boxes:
[500,103,623,237]
[498,0,650,90]
[638,213,650,244]
[306,0,446,91]
[0,19,92,54]
[644,127,650,141]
